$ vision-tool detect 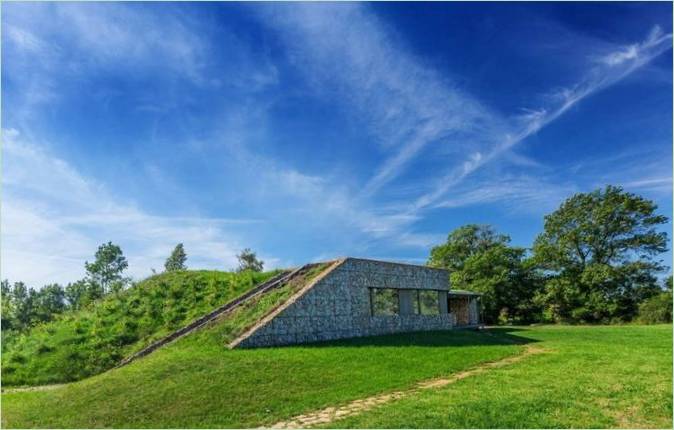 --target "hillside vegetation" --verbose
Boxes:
[1,269,279,386]
[2,326,670,428]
